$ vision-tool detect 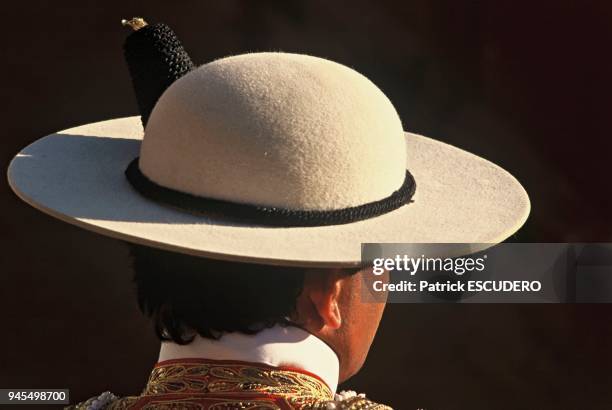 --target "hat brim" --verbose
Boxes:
[8,117,530,267]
